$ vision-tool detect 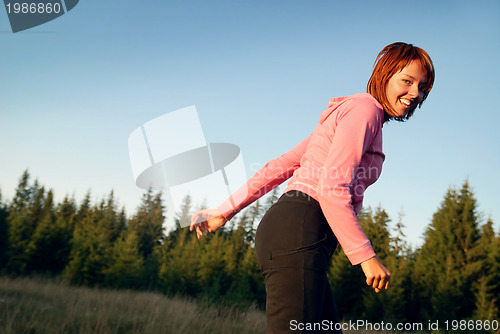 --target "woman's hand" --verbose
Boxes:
[360,256,391,293]
[190,209,228,239]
